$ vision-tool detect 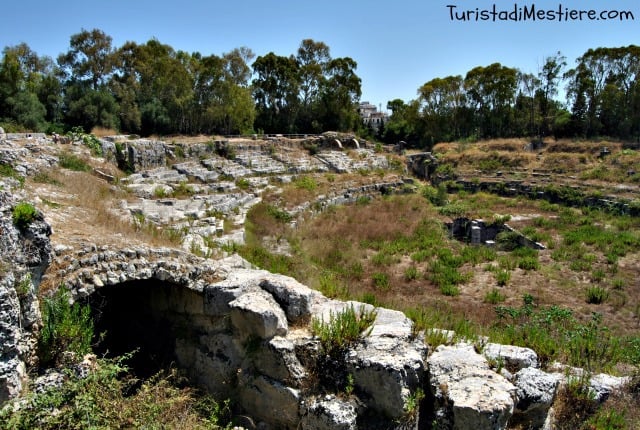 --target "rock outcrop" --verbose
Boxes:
[0,190,51,403]
[0,134,633,430]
